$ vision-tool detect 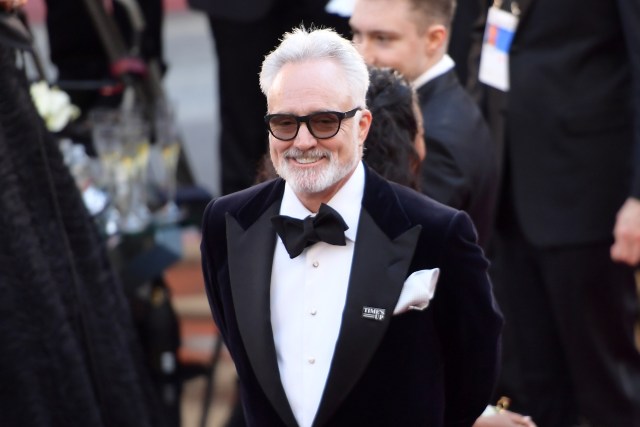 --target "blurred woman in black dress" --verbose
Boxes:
[0,9,167,427]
